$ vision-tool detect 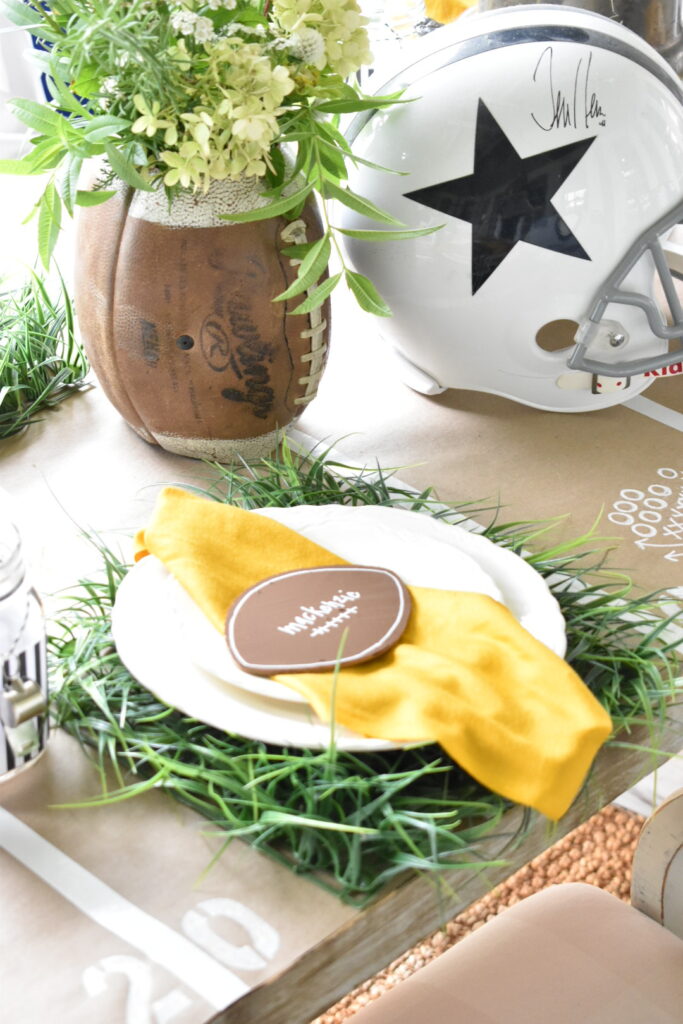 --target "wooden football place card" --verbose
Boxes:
[225,565,412,675]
